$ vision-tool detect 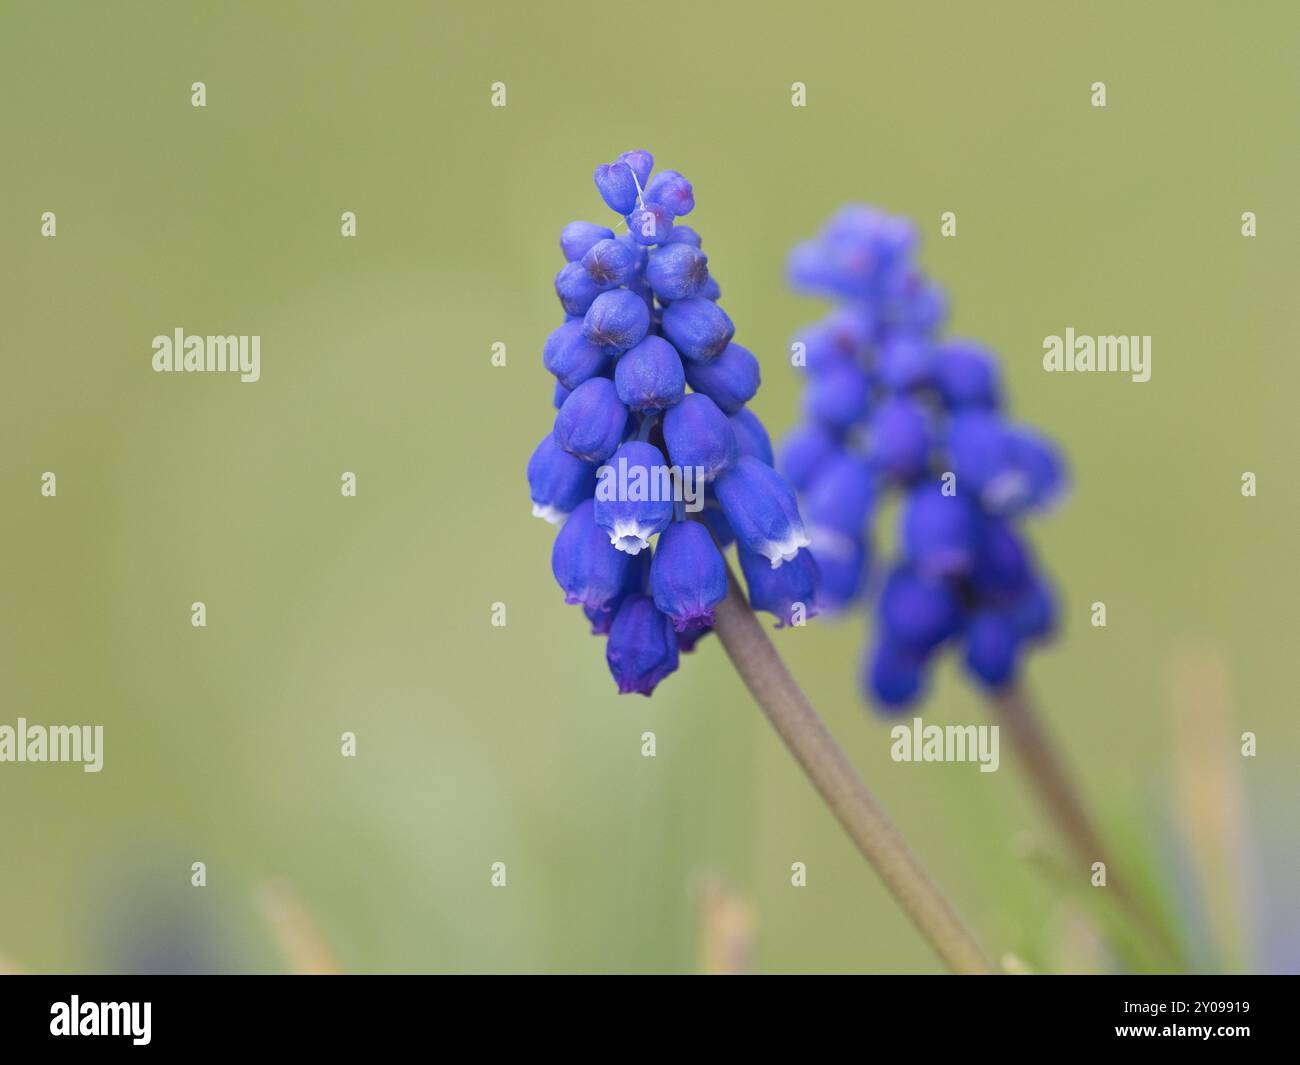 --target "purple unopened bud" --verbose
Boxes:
[662,225,702,249]
[868,396,932,483]
[729,407,774,466]
[971,516,1032,604]
[661,298,734,362]
[560,221,615,262]
[615,335,686,413]
[583,288,651,354]
[779,423,838,492]
[807,530,868,612]
[553,377,629,463]
[594,161,639,215]
[684,342,760,415]
[644,169,695,217]
[662,392,738,481]
[901,482,980,579]
[650,520,727,631]
[964,610,1019,689]
[543,320,606,390]
[934,340,1001,410]
[555,261,609,316]
[551,499,636,613]
[527,433,597,524]
[878,565,962,651]
[582,238,640,288]
[617,149,654,187]
[625,202,674,246]
[739,545,819,628]
[1010,575,1056,642]
[803,452,876,557]
[865,638,929,710]
[698,497,736,548]
[583,552,650,635]
[948,412,1066,516]
[645,242,709,302]
[877,331,934,393]
[805,362,871,430]
[605,594,679,696]
[714,455,811,567]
